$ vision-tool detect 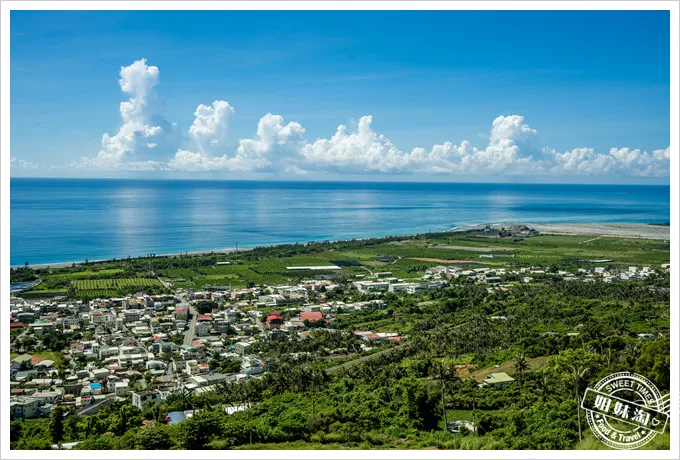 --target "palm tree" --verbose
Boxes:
[534,374,550,403]
[433,358,456,430]
[514,352,529,389]
[178,386,194,411]
[568,364,591,442]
